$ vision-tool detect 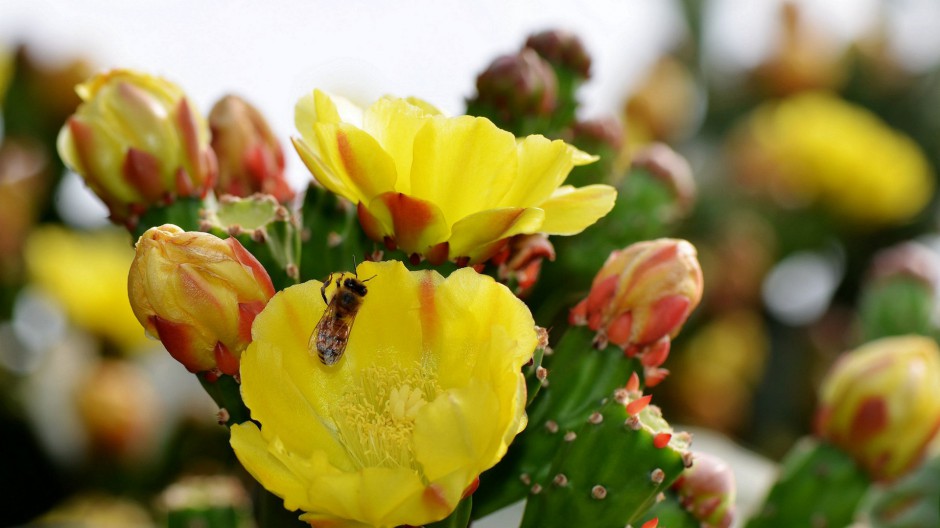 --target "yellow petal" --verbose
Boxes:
[312,123,397,204]
[408,116,517,224]
[499,135,597,208]
[360,193,450,254]
[291,136,356,201]
[447,207,545,263]
[230,423,312,513]
[363,97,434,196]
[538,184,617,235]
